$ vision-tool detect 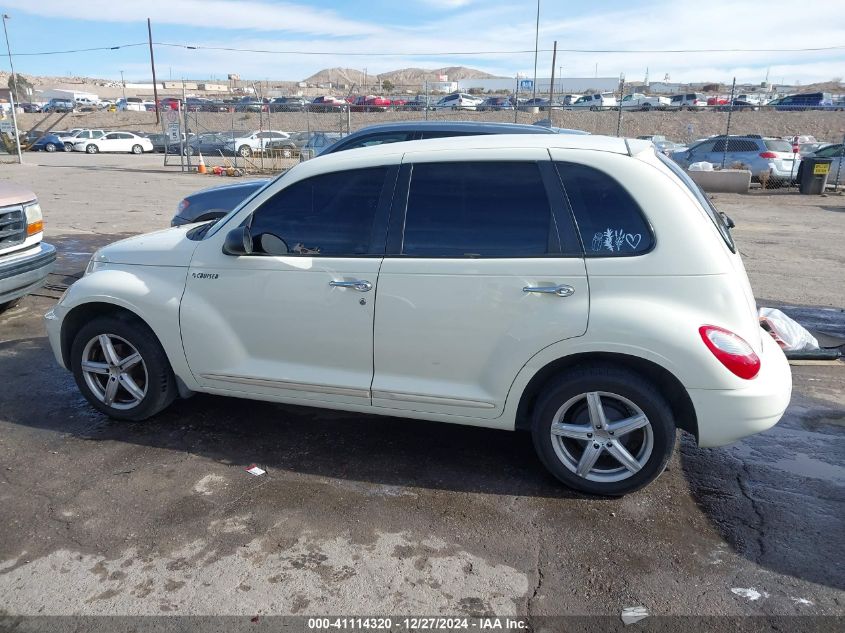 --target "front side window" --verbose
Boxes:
[555,162,654,257]
[249,167,387,256]
[401,162,556,258]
